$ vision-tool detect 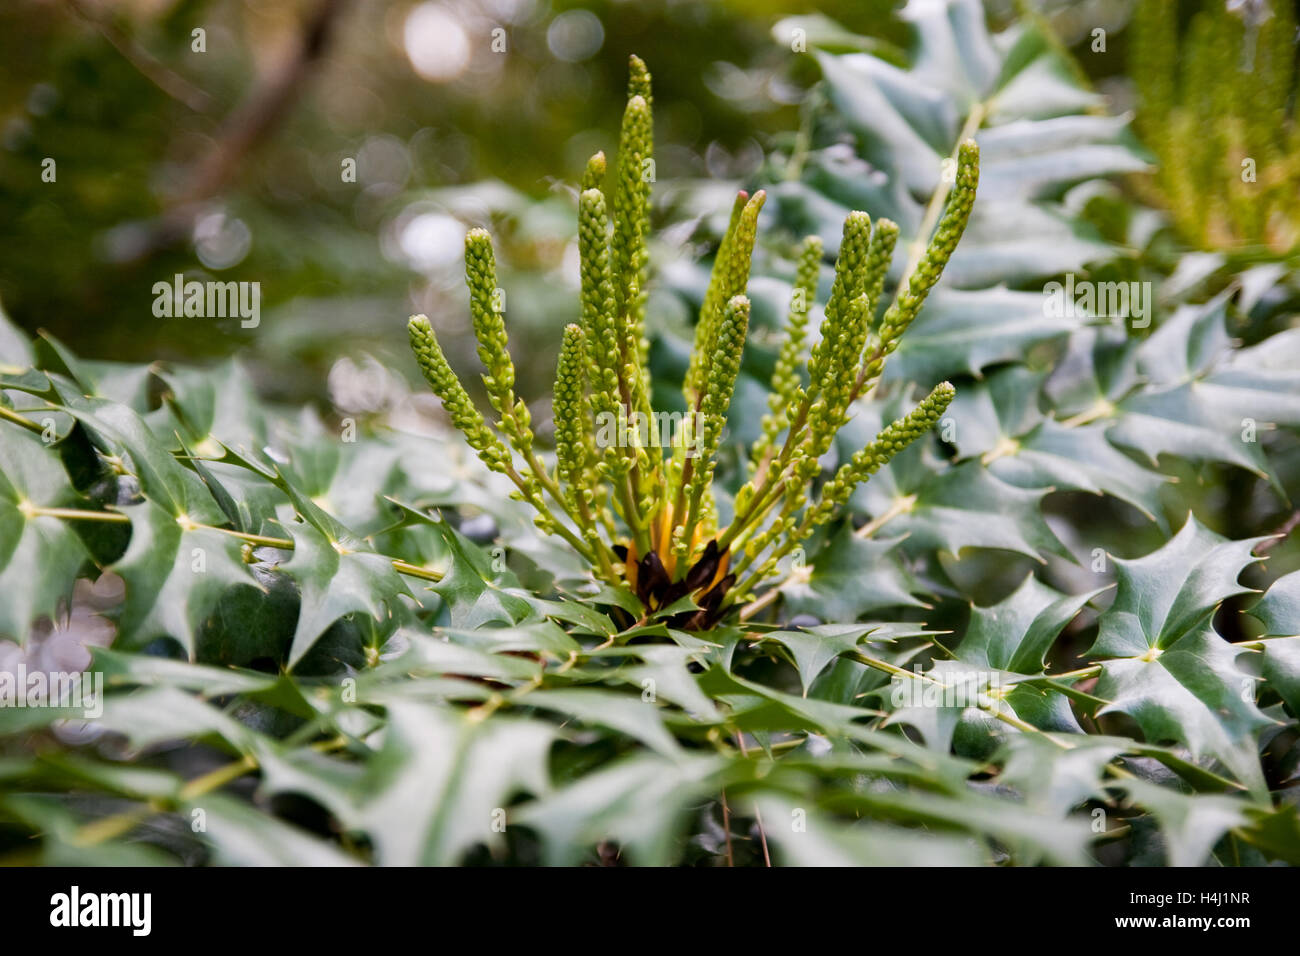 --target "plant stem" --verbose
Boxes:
[29,506,447,583]
[500,462,599,563]
[854,494,916,539]
[26,506,129,523]
[734,733,771,867]
[0,403,47,434]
